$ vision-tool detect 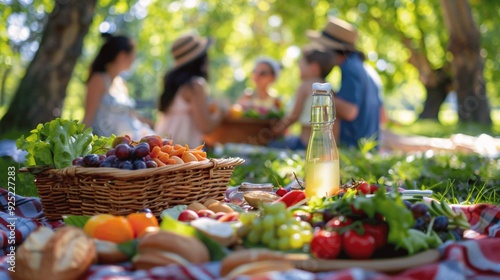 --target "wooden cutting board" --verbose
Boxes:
[285,249,440,273]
